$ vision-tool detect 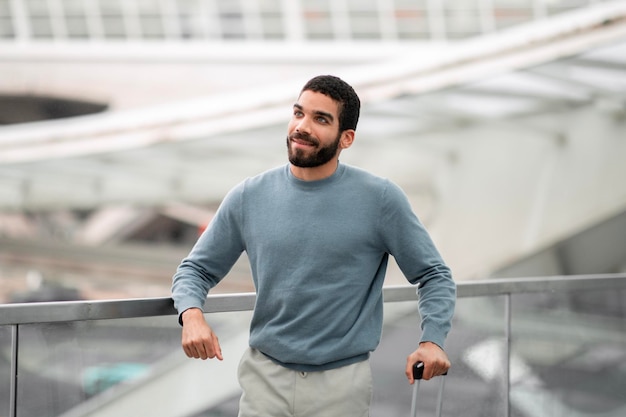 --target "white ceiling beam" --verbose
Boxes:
[0,2,624,166]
